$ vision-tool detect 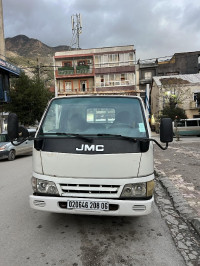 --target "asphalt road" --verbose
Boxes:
[153,135,200,216]
[0,155,186,266]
